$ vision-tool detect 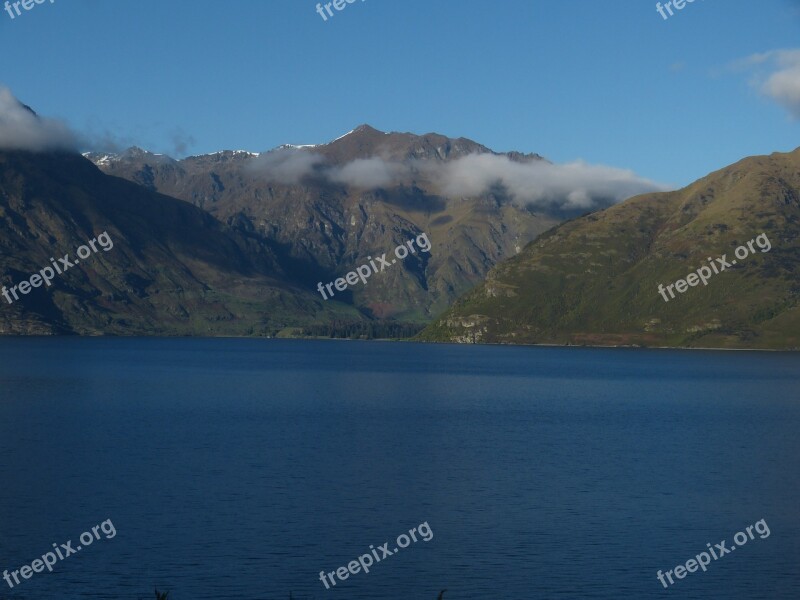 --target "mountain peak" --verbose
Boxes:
[123,146,155,157]
[328,124,385,144]
[353,124,382,134]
